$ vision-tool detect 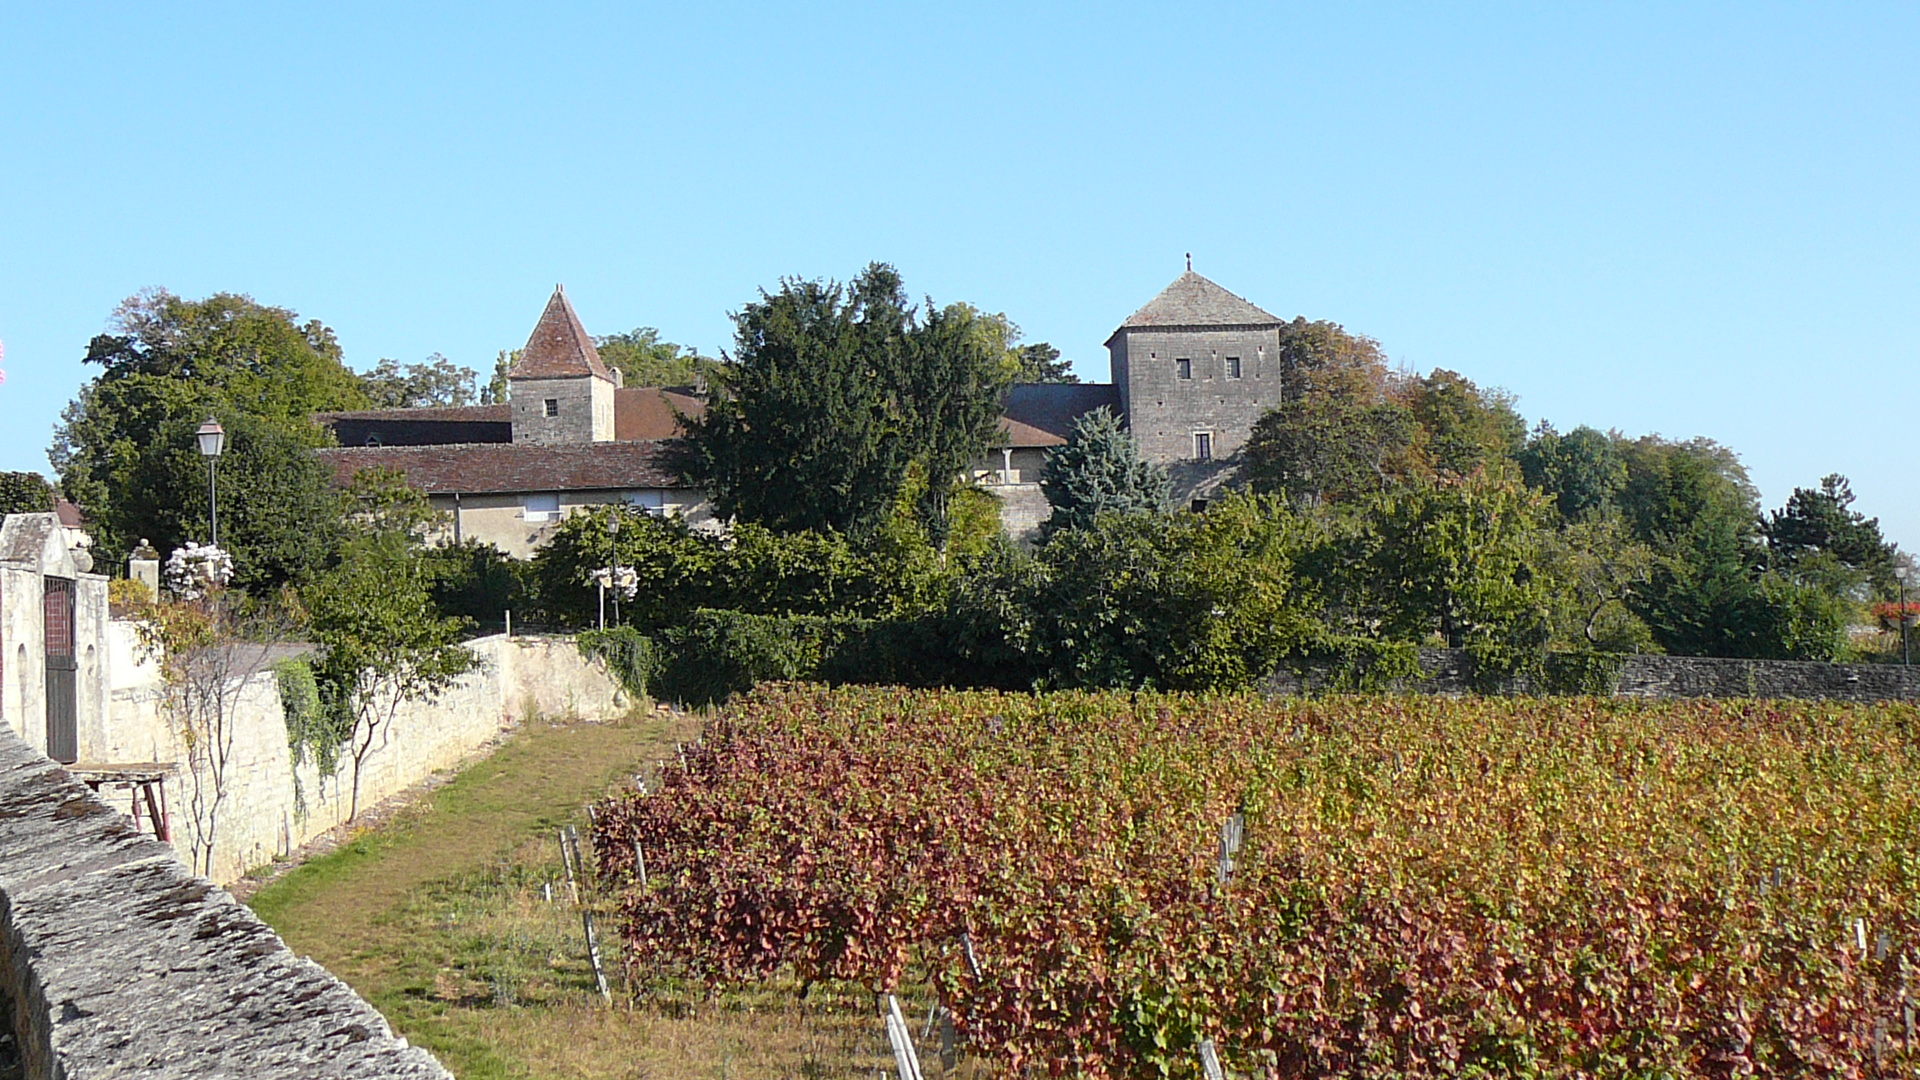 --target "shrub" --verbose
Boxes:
[576,626,661,701]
